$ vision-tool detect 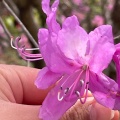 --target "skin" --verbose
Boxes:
[0,64,119,120]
